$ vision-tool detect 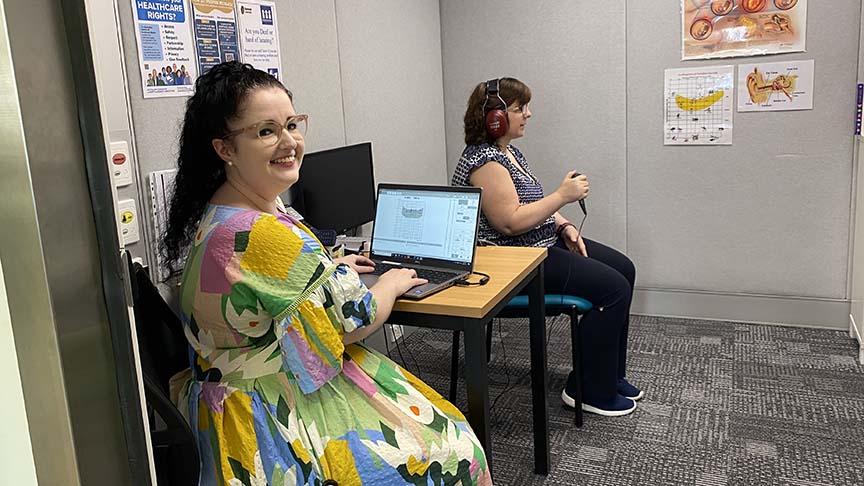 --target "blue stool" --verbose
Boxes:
[449,294,593,427]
